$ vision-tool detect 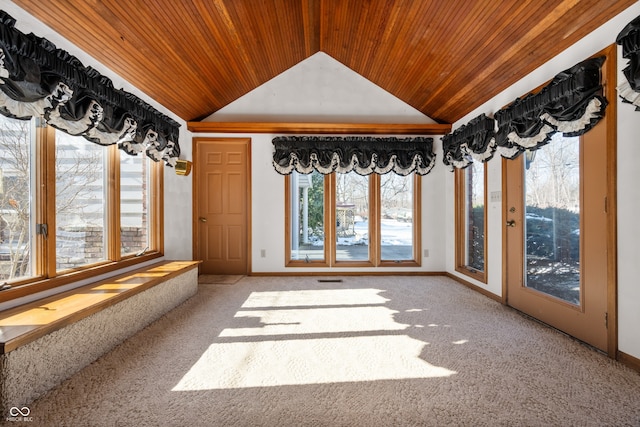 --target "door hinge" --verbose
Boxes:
[605,312,608,328]
[36,223,48,239]
[604,196,608,213]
